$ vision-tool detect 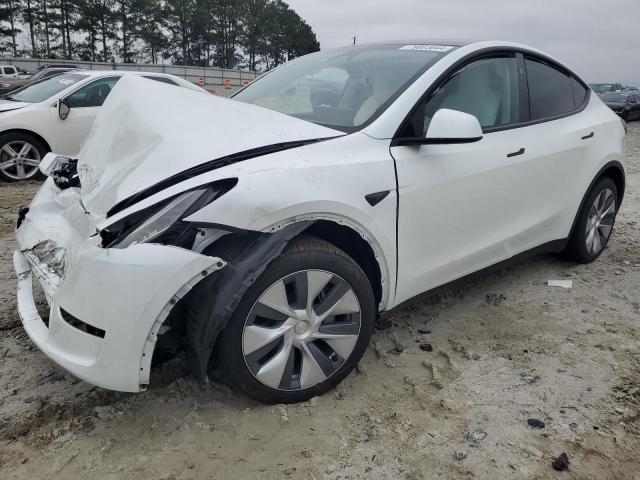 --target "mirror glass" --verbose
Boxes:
[59,100,70,120]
